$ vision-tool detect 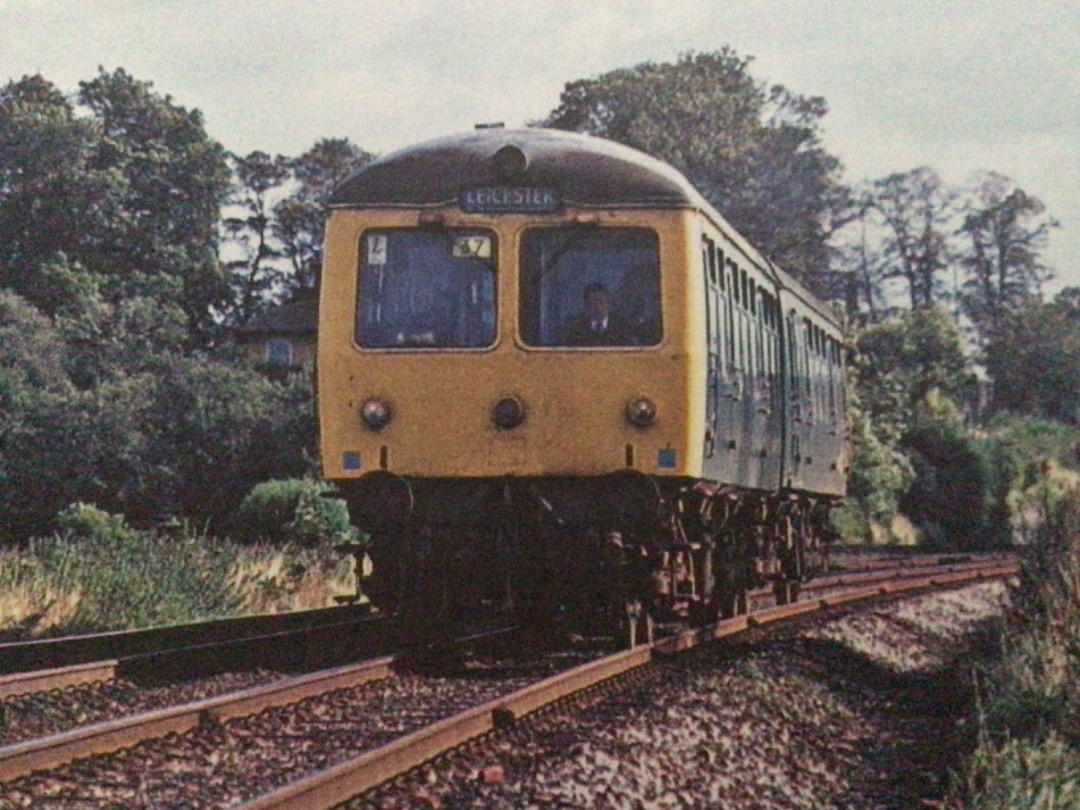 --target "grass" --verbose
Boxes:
[948,487,1080,809]
[0,513,354,638]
